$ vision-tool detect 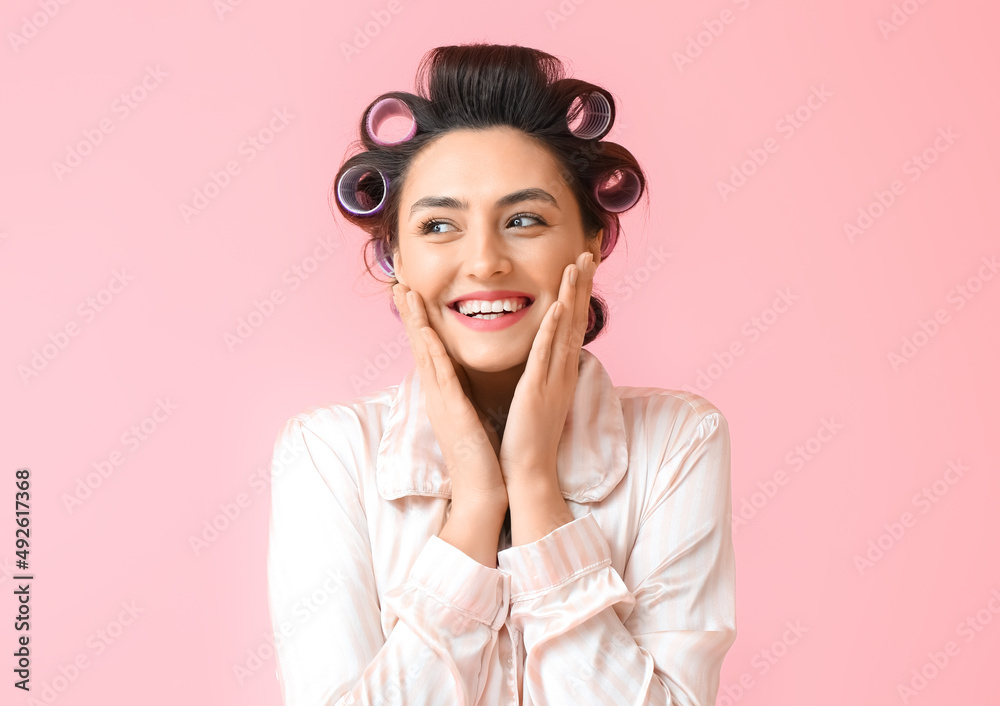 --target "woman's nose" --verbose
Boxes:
[461,228,512,278]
